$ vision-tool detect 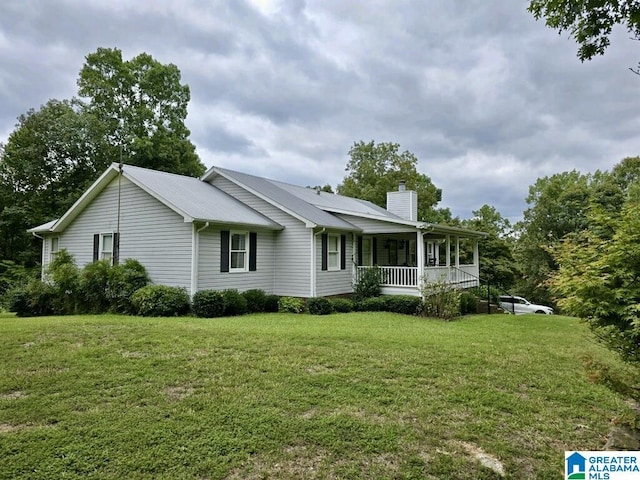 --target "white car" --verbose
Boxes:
[499,296,554,315]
